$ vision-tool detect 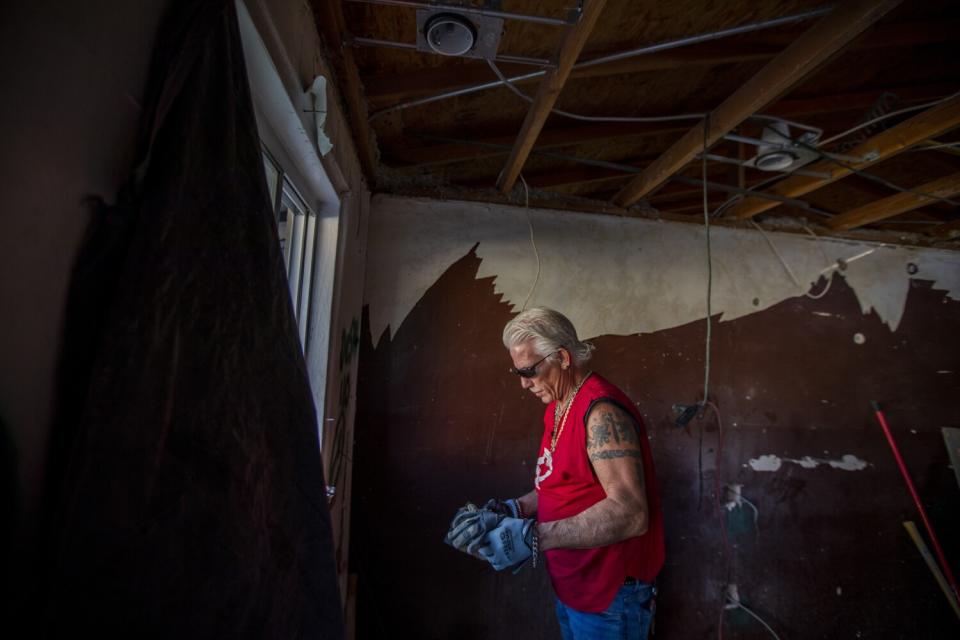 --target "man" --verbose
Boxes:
[446,307,665,639]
